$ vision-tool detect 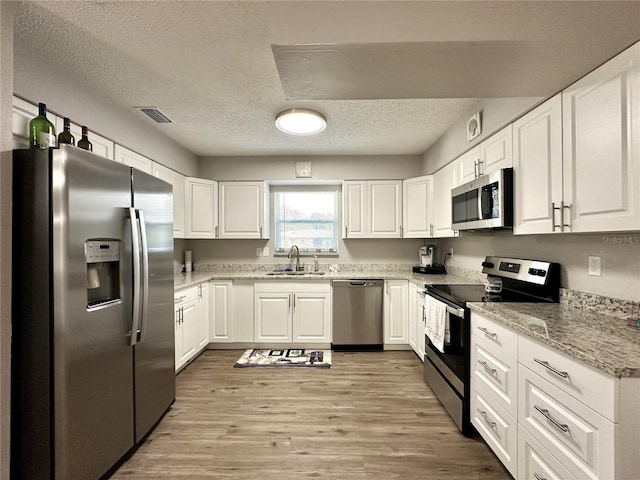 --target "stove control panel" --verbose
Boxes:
[499,262,521,274]
[482,256,556,286]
